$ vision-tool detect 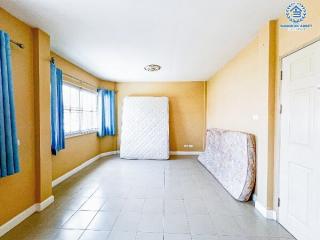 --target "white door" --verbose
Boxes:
[279,41,320,240]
